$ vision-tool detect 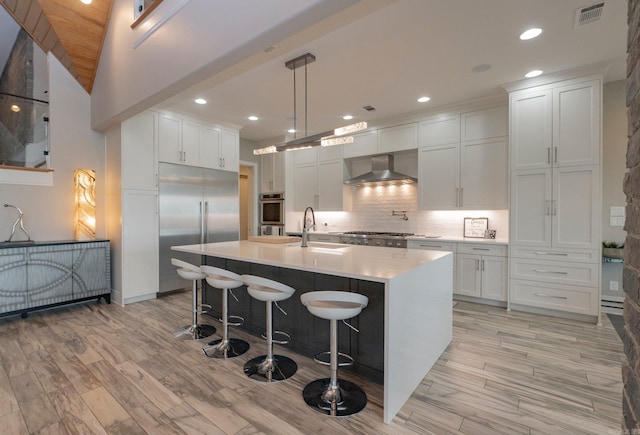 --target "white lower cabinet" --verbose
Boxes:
[456,244,507,302]
[509,279,598,316]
